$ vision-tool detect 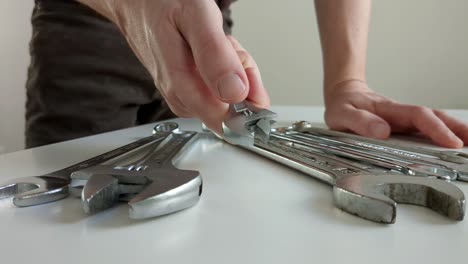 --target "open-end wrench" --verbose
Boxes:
[289,131,462,180]
[270,131,457,180]
[241,137,465,223]
[288,121,468,181]
[222,100,277,146]
[71,122,202,219]
[291,121,468,164]
[0,132,169,207]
